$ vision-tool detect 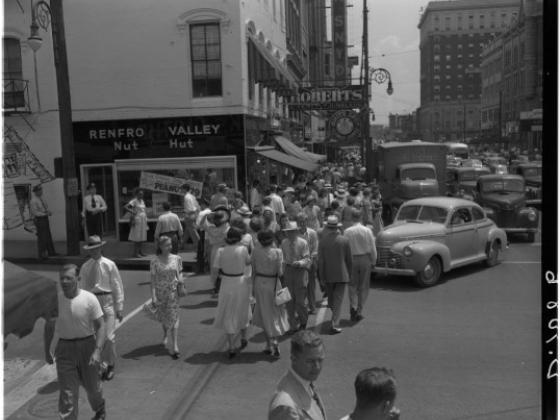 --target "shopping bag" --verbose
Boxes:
[275,284,292,306]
